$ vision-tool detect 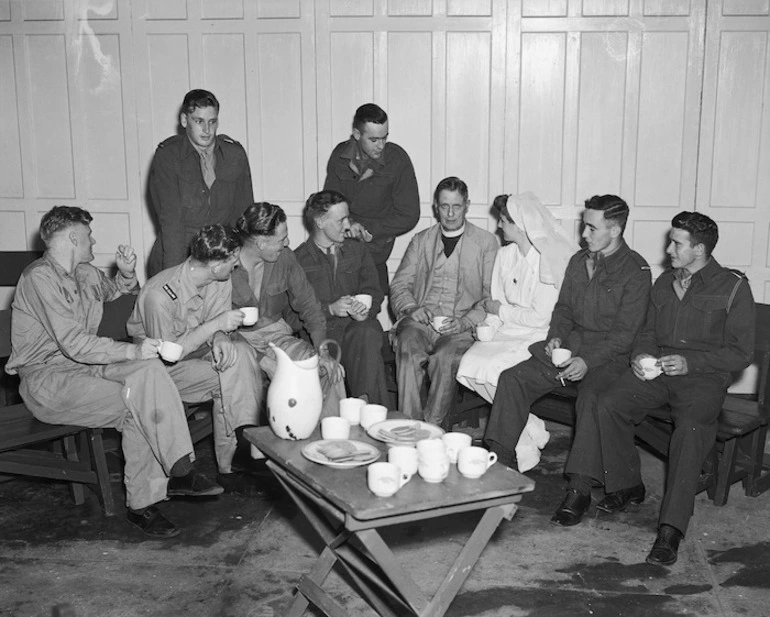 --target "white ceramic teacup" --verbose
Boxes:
[353,294,373,310]
[240,306,259,326]
[388,445,419,476]
[360,404,388,429]
[158,341,184,363]
[475,324,495,342]
[457,446,498,479]
[442,432,473,464]
[639,356,662,380]
[431,316,449,332]
[416,438,446,459]
[418,460,450,483]
[551,348,572,367]
[367,462,412,497]
[321,416,350,440]
[339,397,365,426]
